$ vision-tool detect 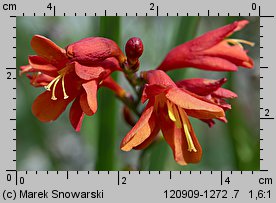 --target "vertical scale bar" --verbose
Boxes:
[10,15,17,170]
[14,16,16,167]
[258,5,275,170]
[259,6,264,170]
